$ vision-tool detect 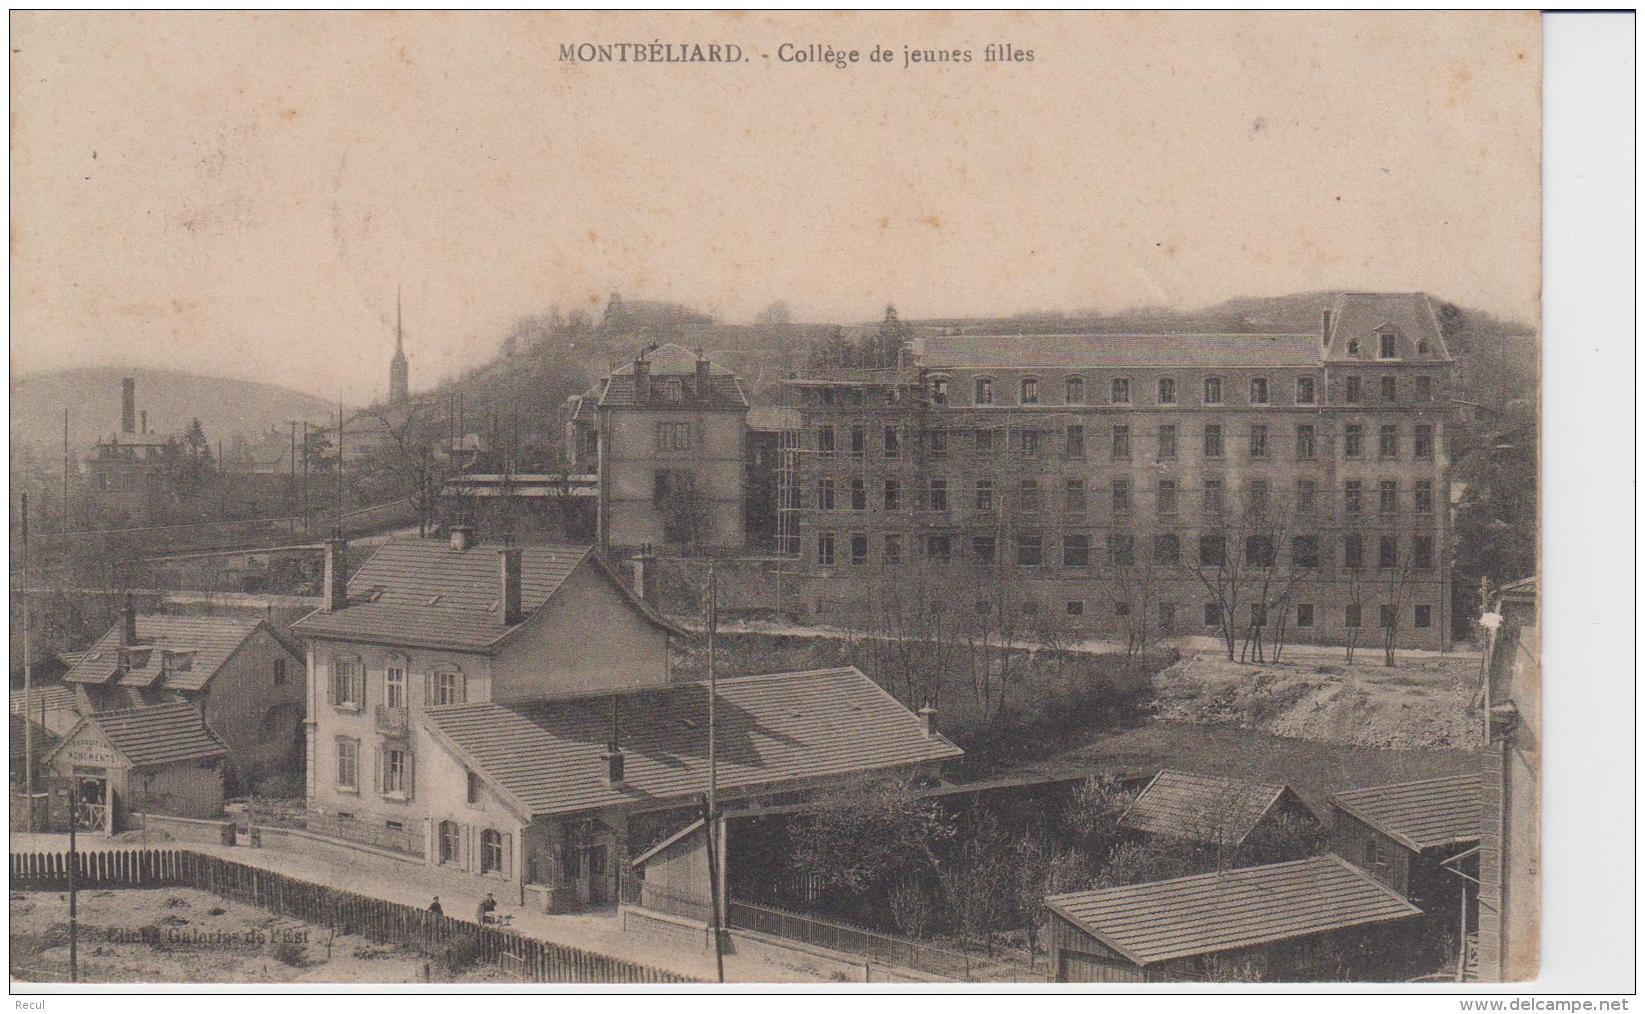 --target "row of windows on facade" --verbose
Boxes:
[812,529,1436,571]
[332,743,512,875]
[968,597,1434,631]
[804,475,1438,517]
[927,372,1434,408]
[812,421,1437,462]
[327,656,466,710]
